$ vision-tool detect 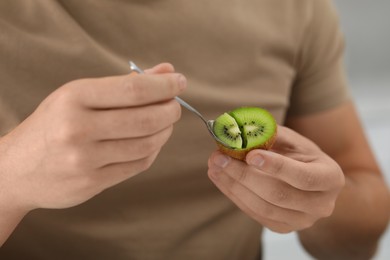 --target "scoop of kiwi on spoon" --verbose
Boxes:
[129,61,277,161]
